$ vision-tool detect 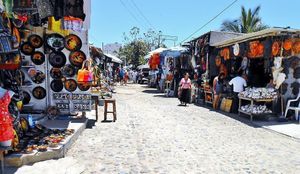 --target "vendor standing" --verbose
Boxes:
[229,72,247,113]
[179,73,192,106]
